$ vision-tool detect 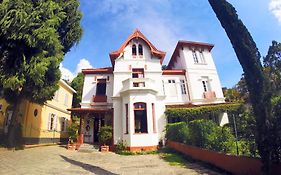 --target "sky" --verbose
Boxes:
[61,0,281,88]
